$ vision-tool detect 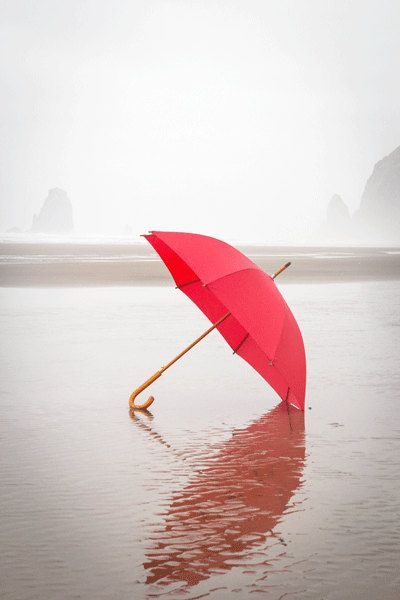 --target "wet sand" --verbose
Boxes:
[1,280,399,599]
[1,241,400,285]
